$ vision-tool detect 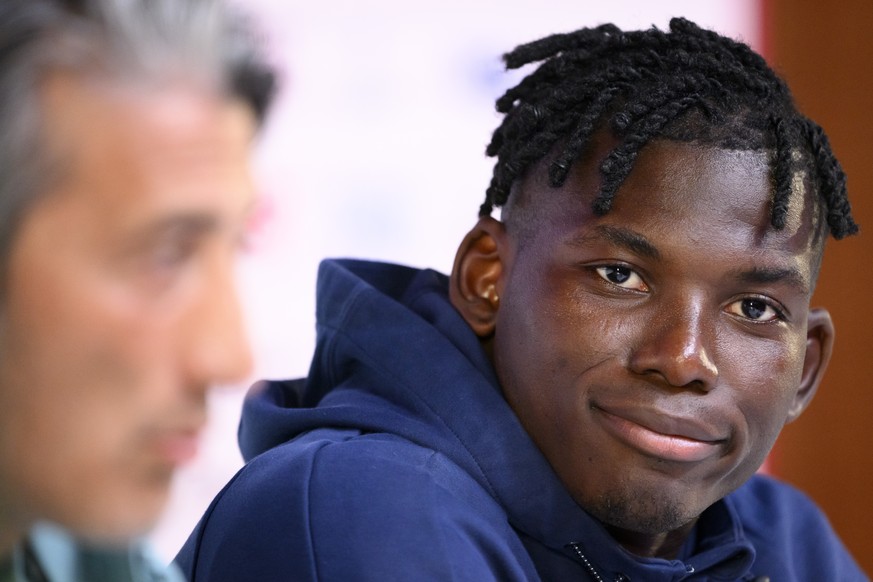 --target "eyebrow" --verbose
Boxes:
[146,214,219,238]
[568,225,662,260]
[729,265,810,295]
[141,196,257,241]
[123,213,222,257]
